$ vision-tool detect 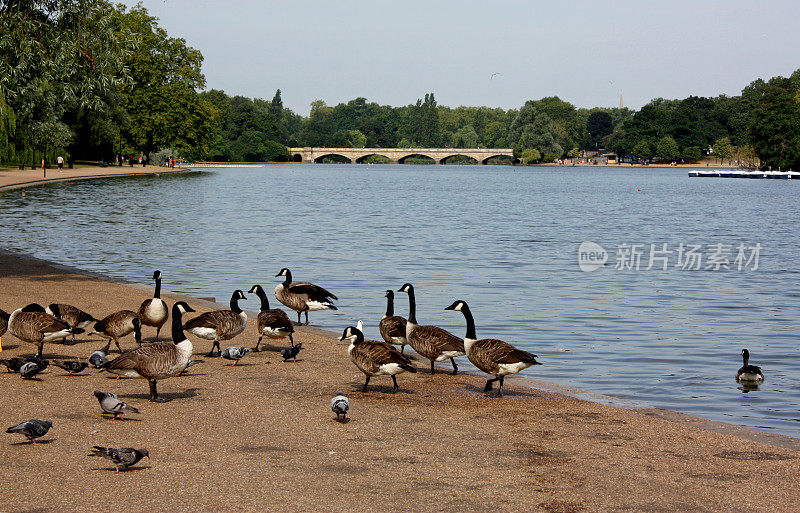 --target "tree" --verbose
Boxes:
[0,91,15,163]
[748,72,800,170]
[450,125,479,148]
[713,137,732,164]
[586,111,613,147]
[633,140,652,160]
[521,148,540,164]
[656,136,679,161]
[508,102,563,158]
[682,146,701,162]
